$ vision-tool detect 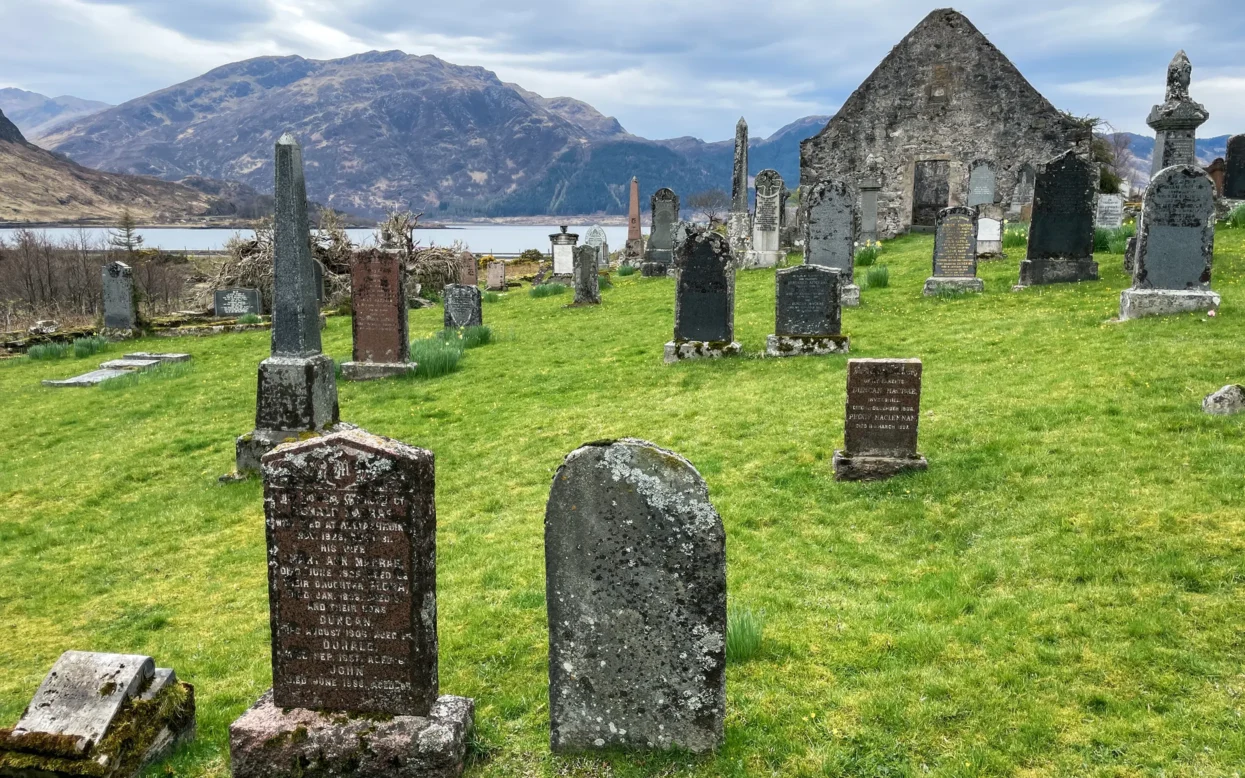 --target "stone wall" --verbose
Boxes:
[800,9,1092,239]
